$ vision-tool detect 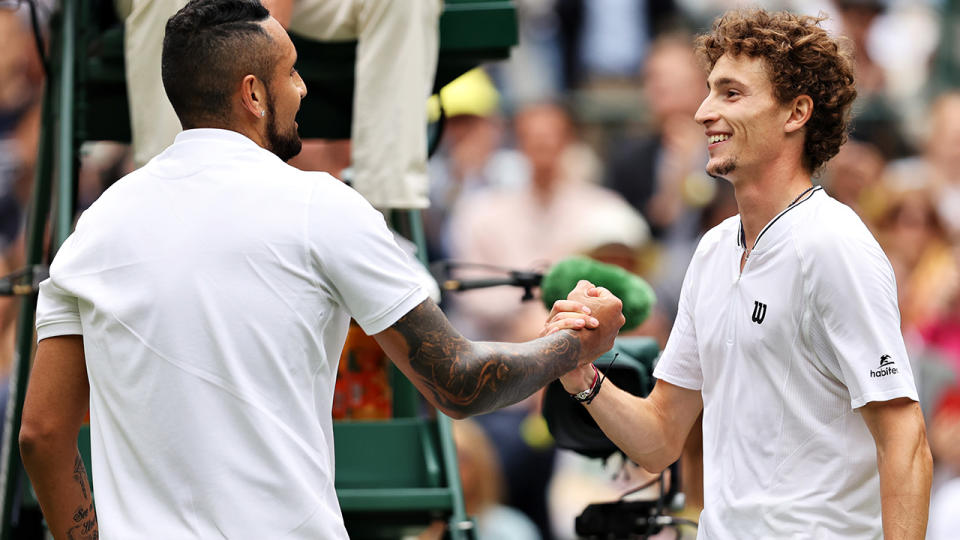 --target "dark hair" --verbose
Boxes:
[162,0,274,128]
[695,9,858,173]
